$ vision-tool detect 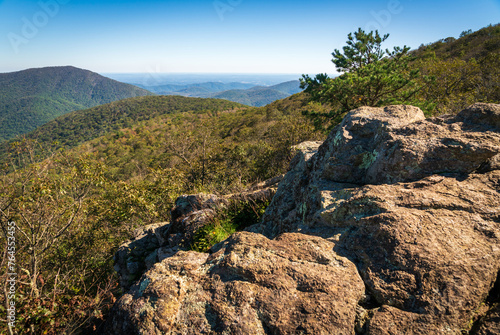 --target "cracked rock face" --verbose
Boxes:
[105,103,500,334]
[106,233,365,334]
